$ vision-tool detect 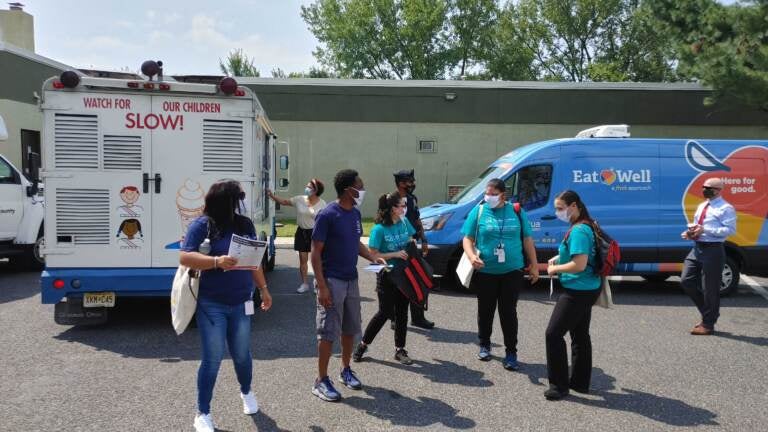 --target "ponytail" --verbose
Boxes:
[374,192,403,226]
